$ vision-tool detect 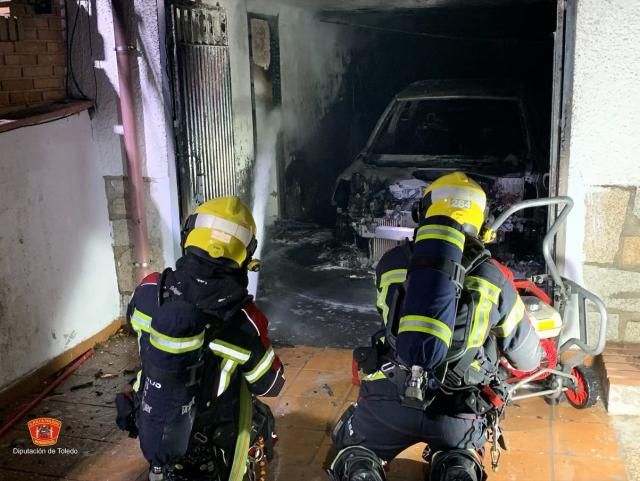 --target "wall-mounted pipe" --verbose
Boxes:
[112,0,151,282]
